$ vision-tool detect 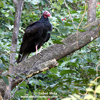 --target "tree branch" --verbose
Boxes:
[12,59,59,89]
[4,0,24,99]
[0,59,58,97]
